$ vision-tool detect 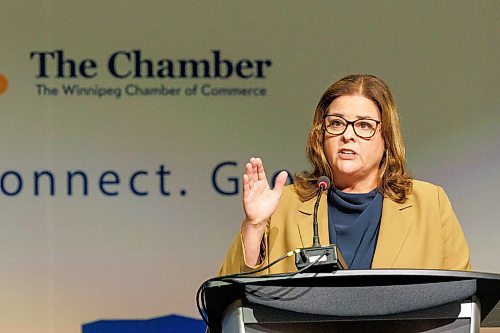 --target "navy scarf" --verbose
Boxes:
[327,187,383,269]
